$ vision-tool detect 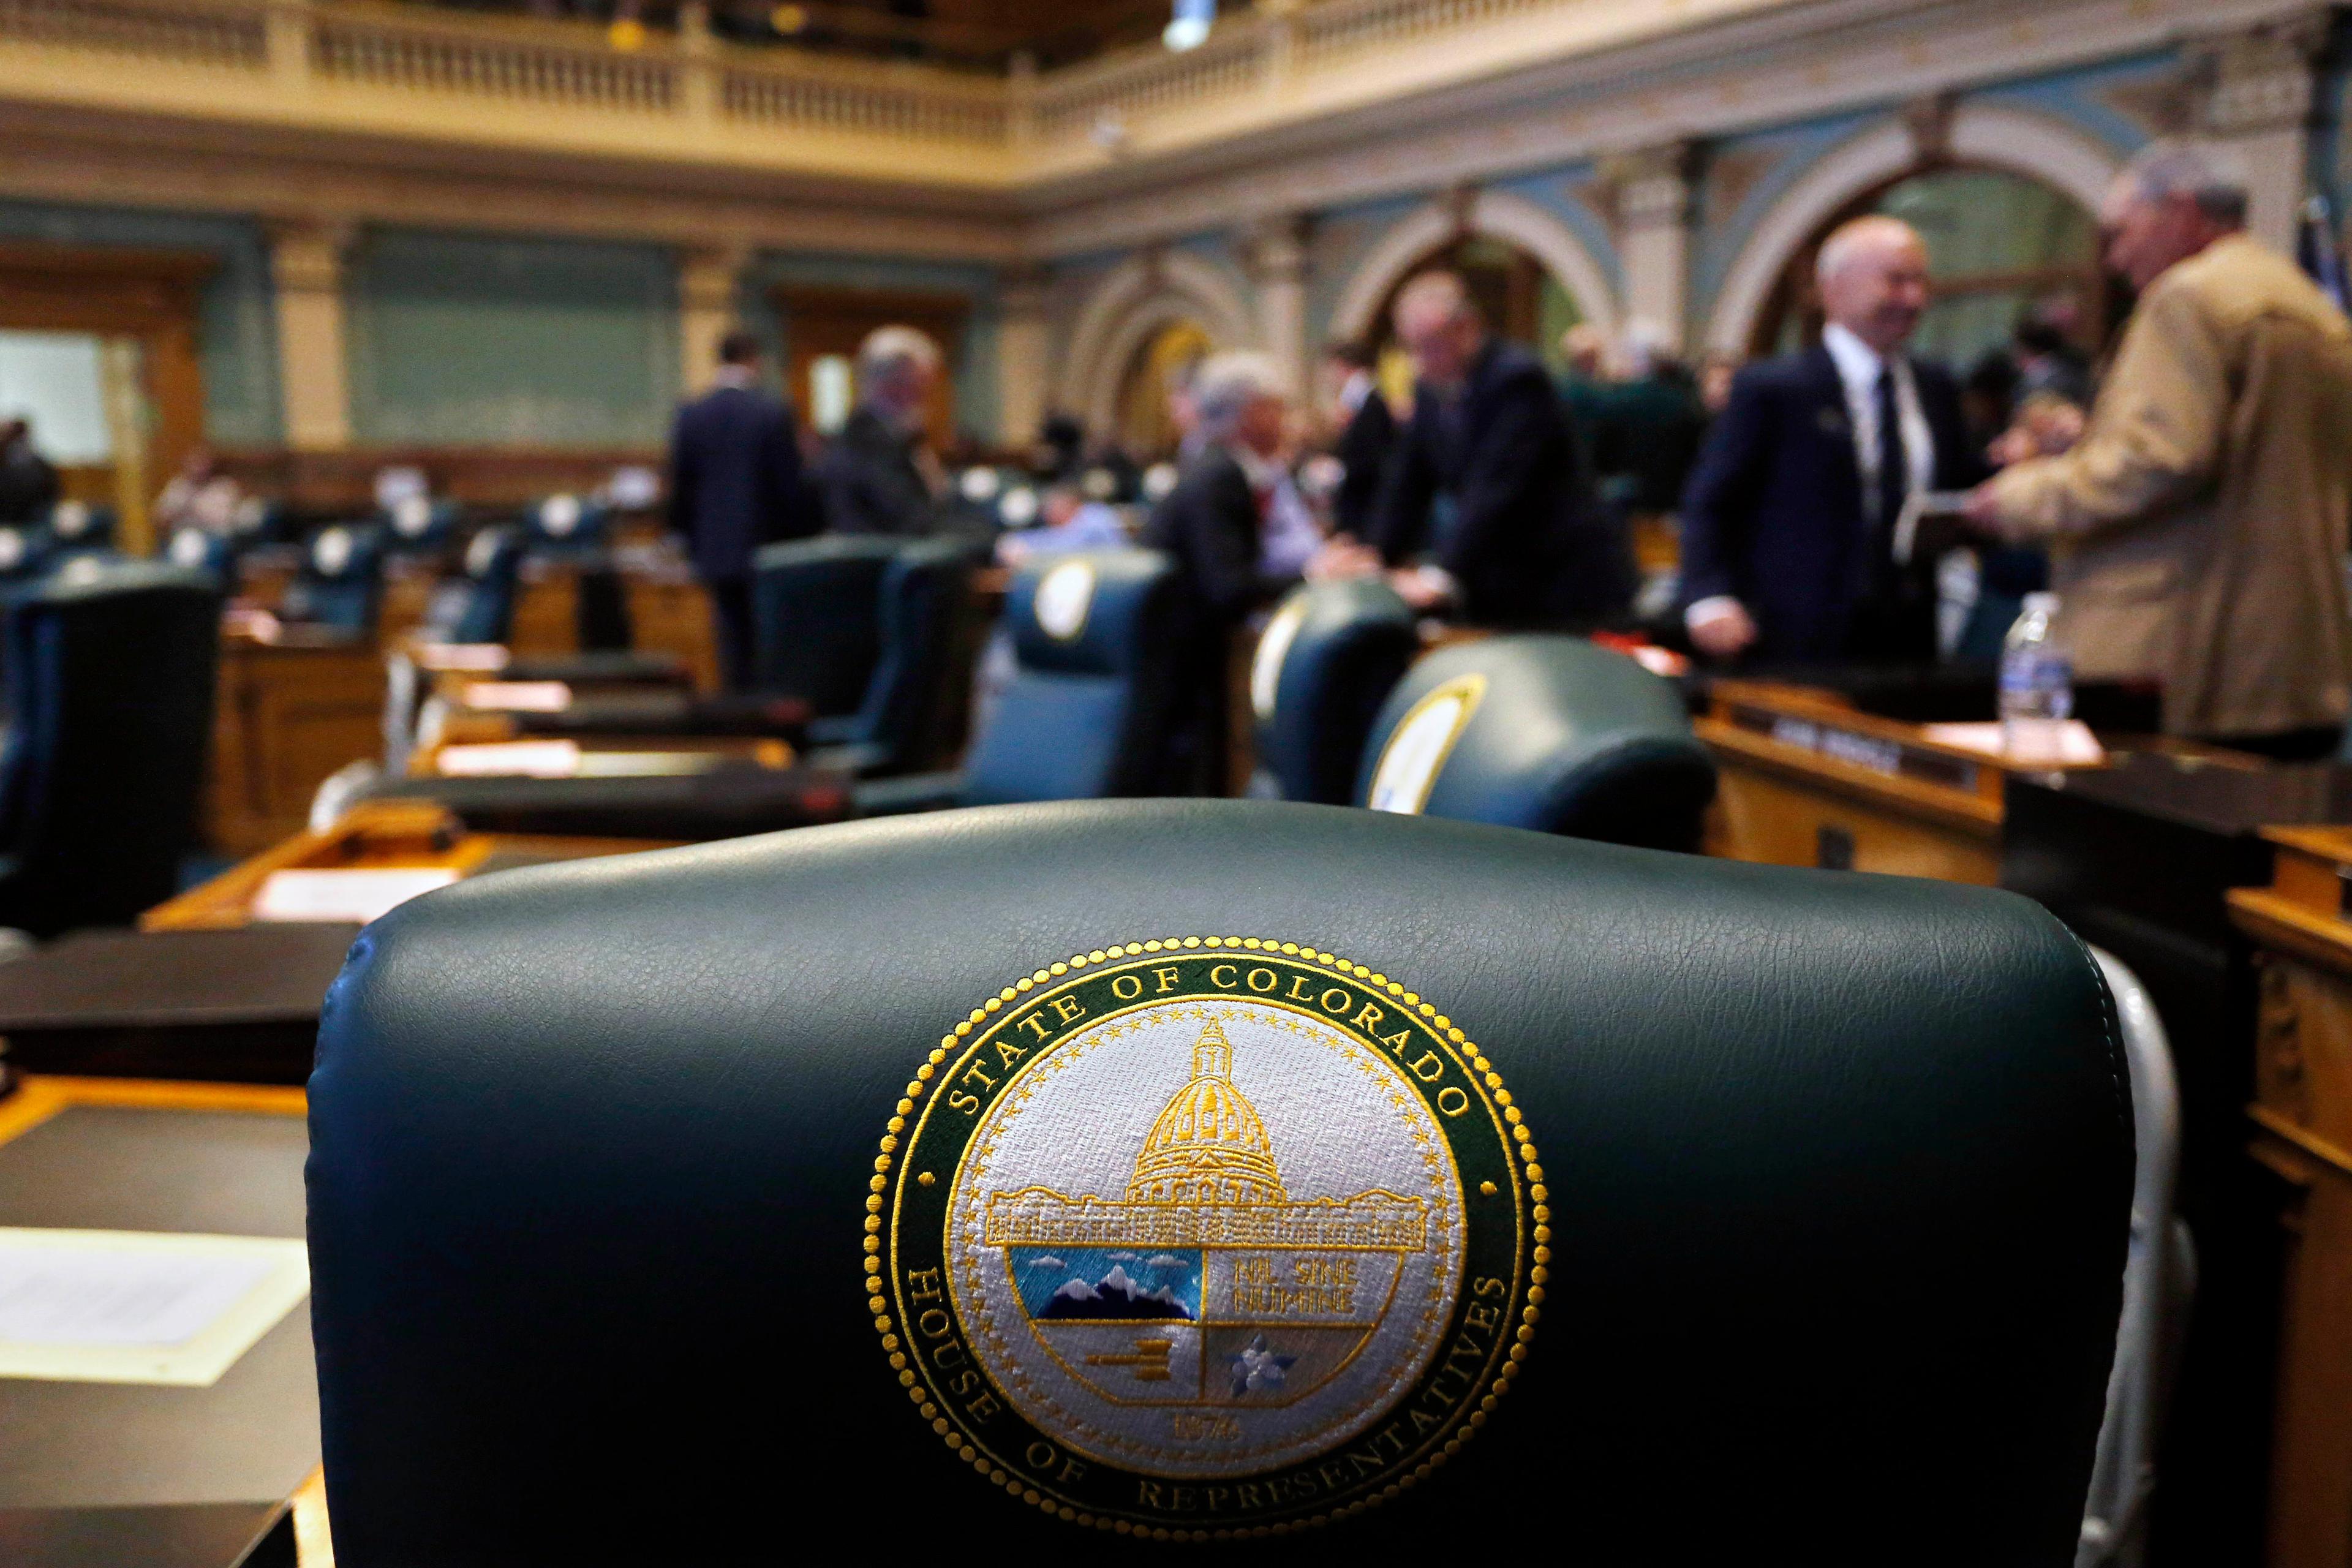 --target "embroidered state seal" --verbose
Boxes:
[869,939,1546,1540]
